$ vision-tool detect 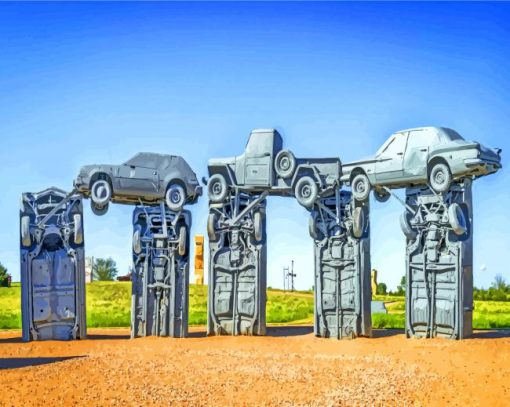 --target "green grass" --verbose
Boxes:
[2,284,510,330]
